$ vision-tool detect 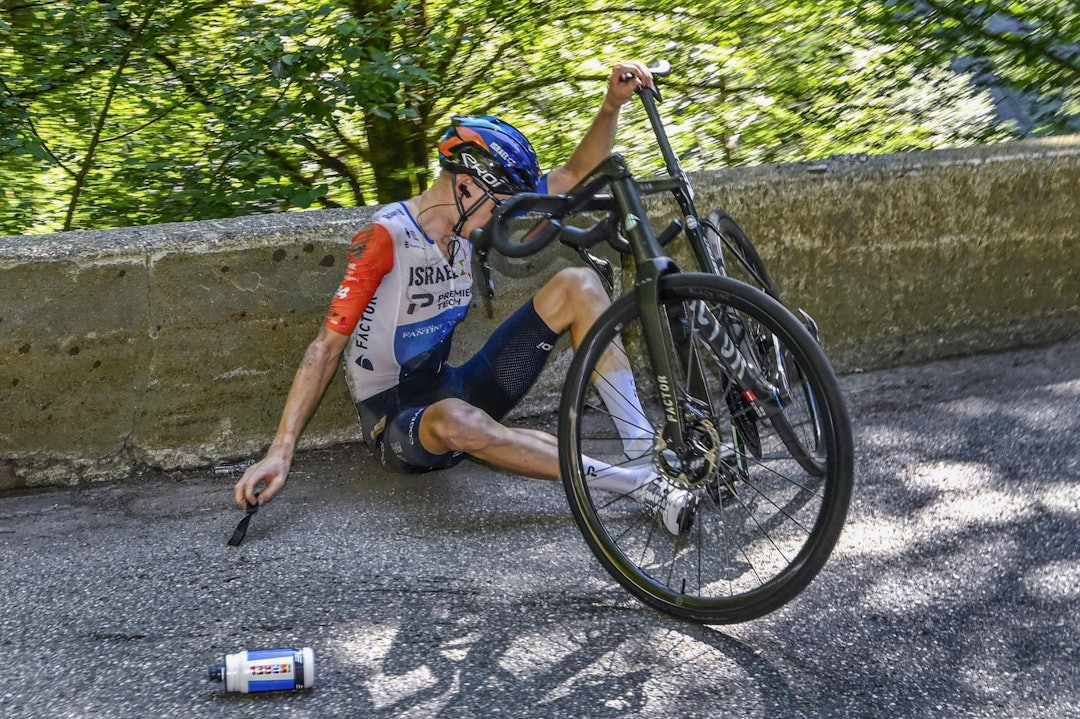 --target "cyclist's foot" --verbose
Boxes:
[633,476,698,536]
